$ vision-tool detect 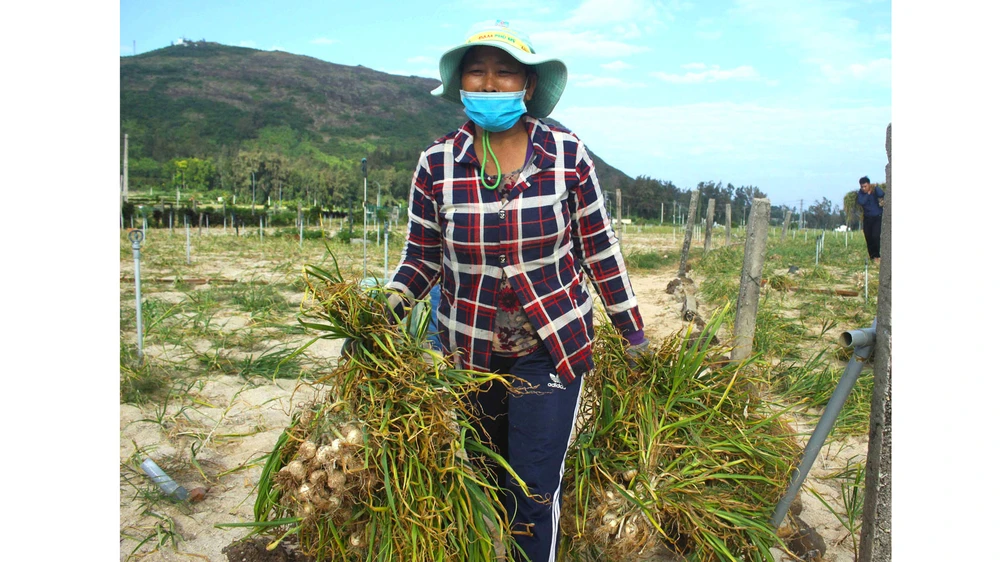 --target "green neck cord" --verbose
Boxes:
[480,130,502,190]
